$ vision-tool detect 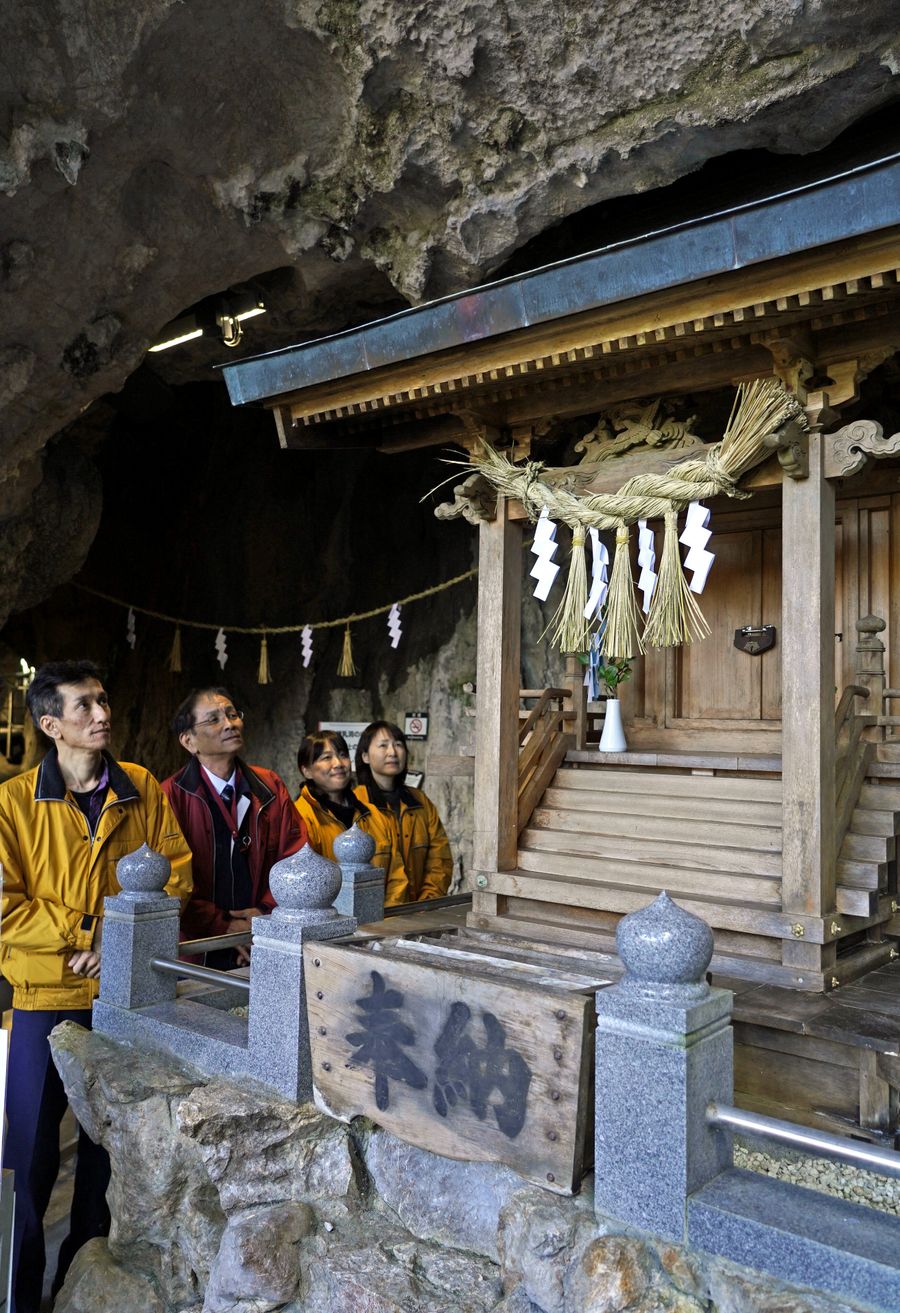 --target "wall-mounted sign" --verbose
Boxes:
[404,711,429,741]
